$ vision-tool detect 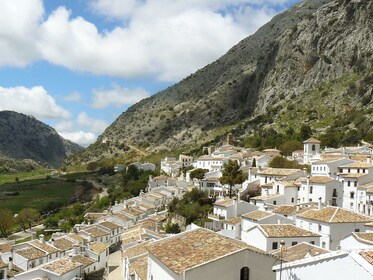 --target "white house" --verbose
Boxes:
[298,176,343,207]
[340,232,373,250]
[356,182,373,216]
[273,250,373,280]
[311,157,353,178]
[243,224,320,252]
[303,138,321,164]
[257,168,304,185]
[145,228,278,280]
[296,206,373,250]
